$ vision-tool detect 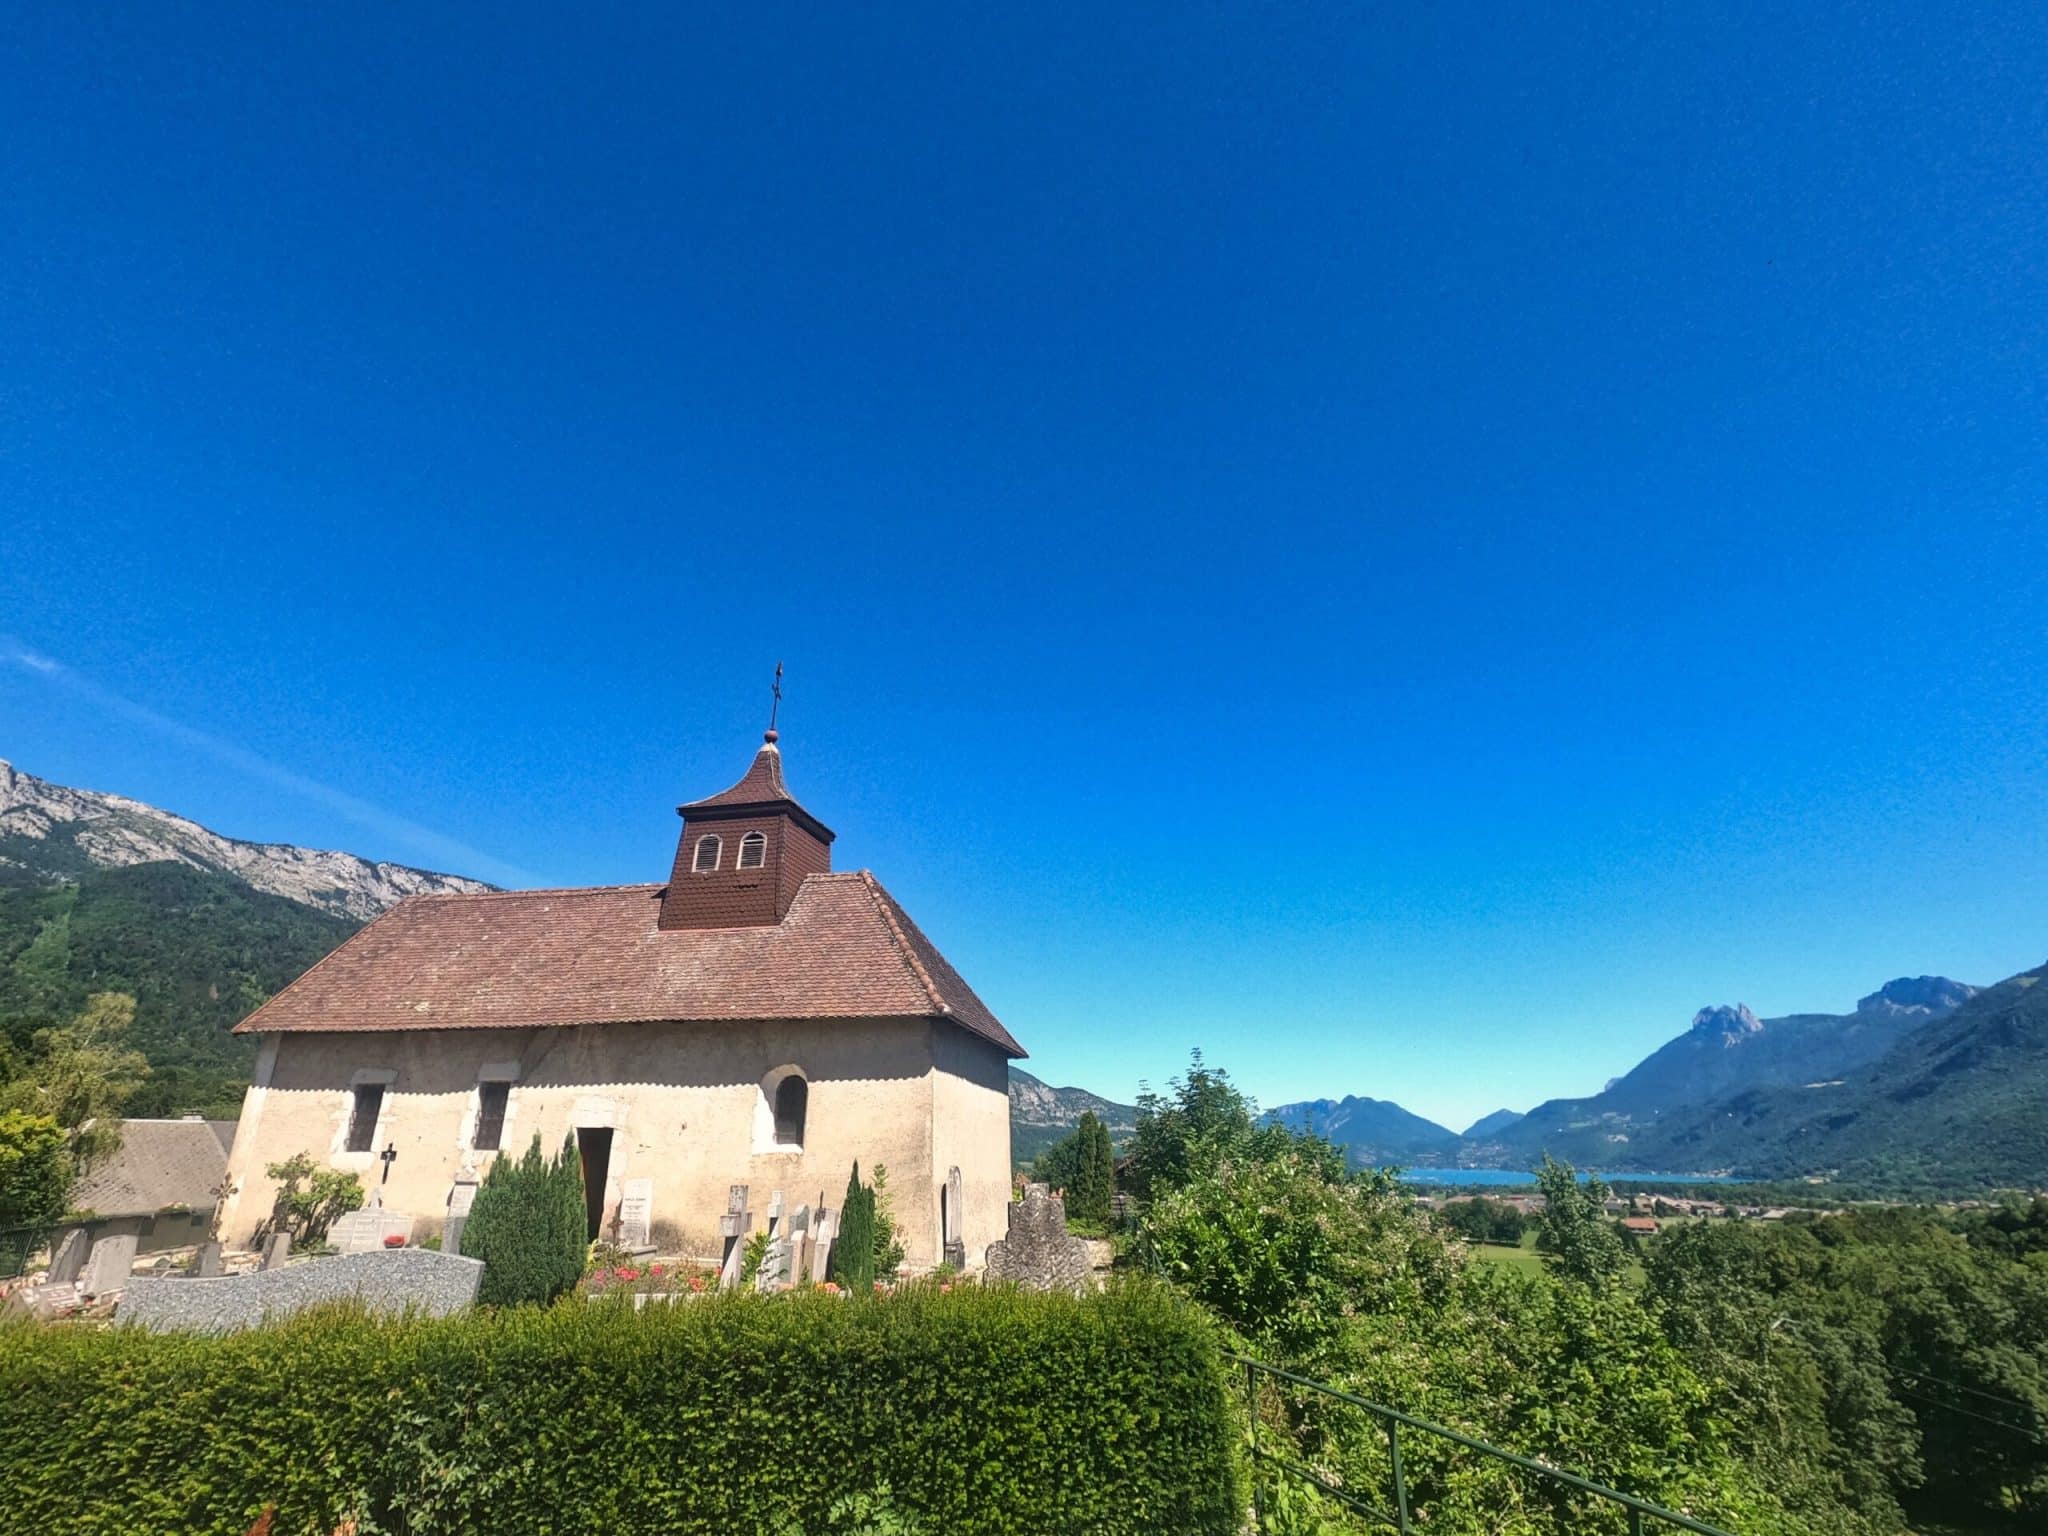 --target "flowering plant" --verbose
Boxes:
[382,1234,407,1248]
